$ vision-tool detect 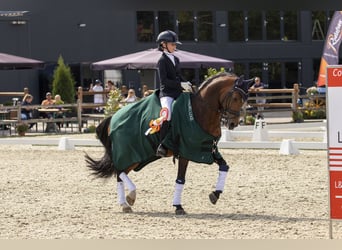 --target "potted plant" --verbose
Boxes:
[244,115,256,125]
[16,123,29,136]
[292,110,304,123]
